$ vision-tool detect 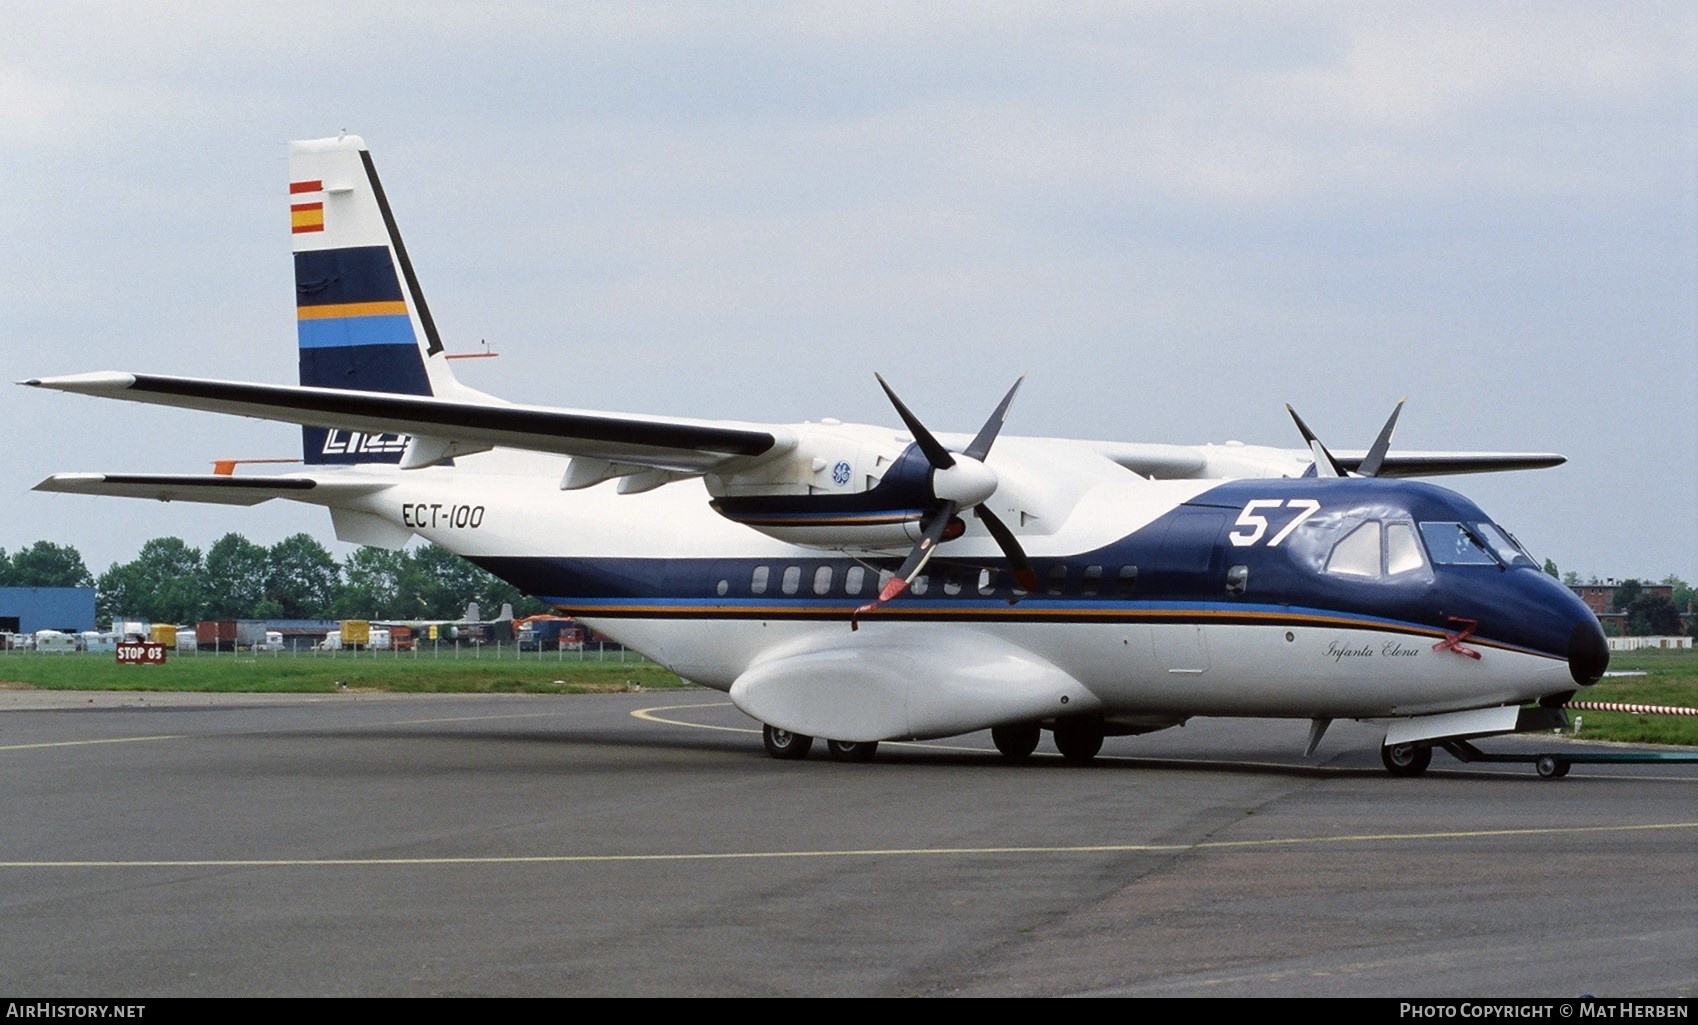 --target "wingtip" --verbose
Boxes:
[23,372,139,393]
